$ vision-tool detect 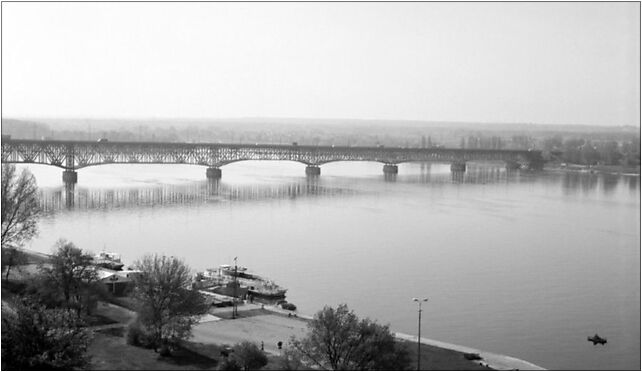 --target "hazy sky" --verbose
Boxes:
[2,2,639,126]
